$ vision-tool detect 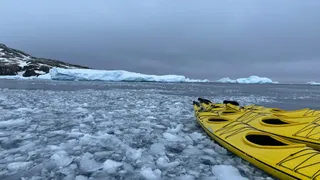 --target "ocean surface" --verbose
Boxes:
[1,79,320,180]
